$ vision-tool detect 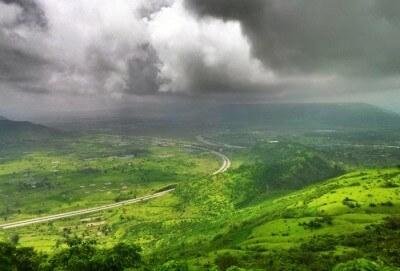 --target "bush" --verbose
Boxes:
[299,216,333,229]
[333,258,396,271]
[48,237,141,271]
[215,253,240,271]
[380,201,394,207]
[0,242,43,271]
[342,198,360,208]
[383,216,400,230]
[381,181,399,188]
[157,260,189,271]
